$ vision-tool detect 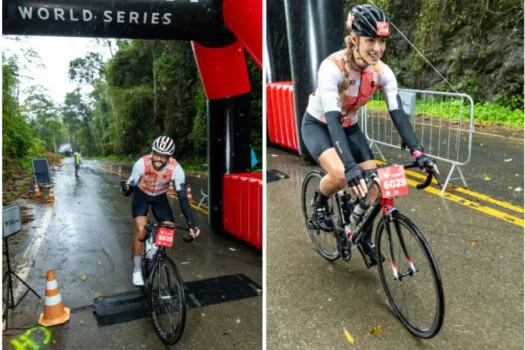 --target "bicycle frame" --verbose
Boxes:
[334,178,425,280]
